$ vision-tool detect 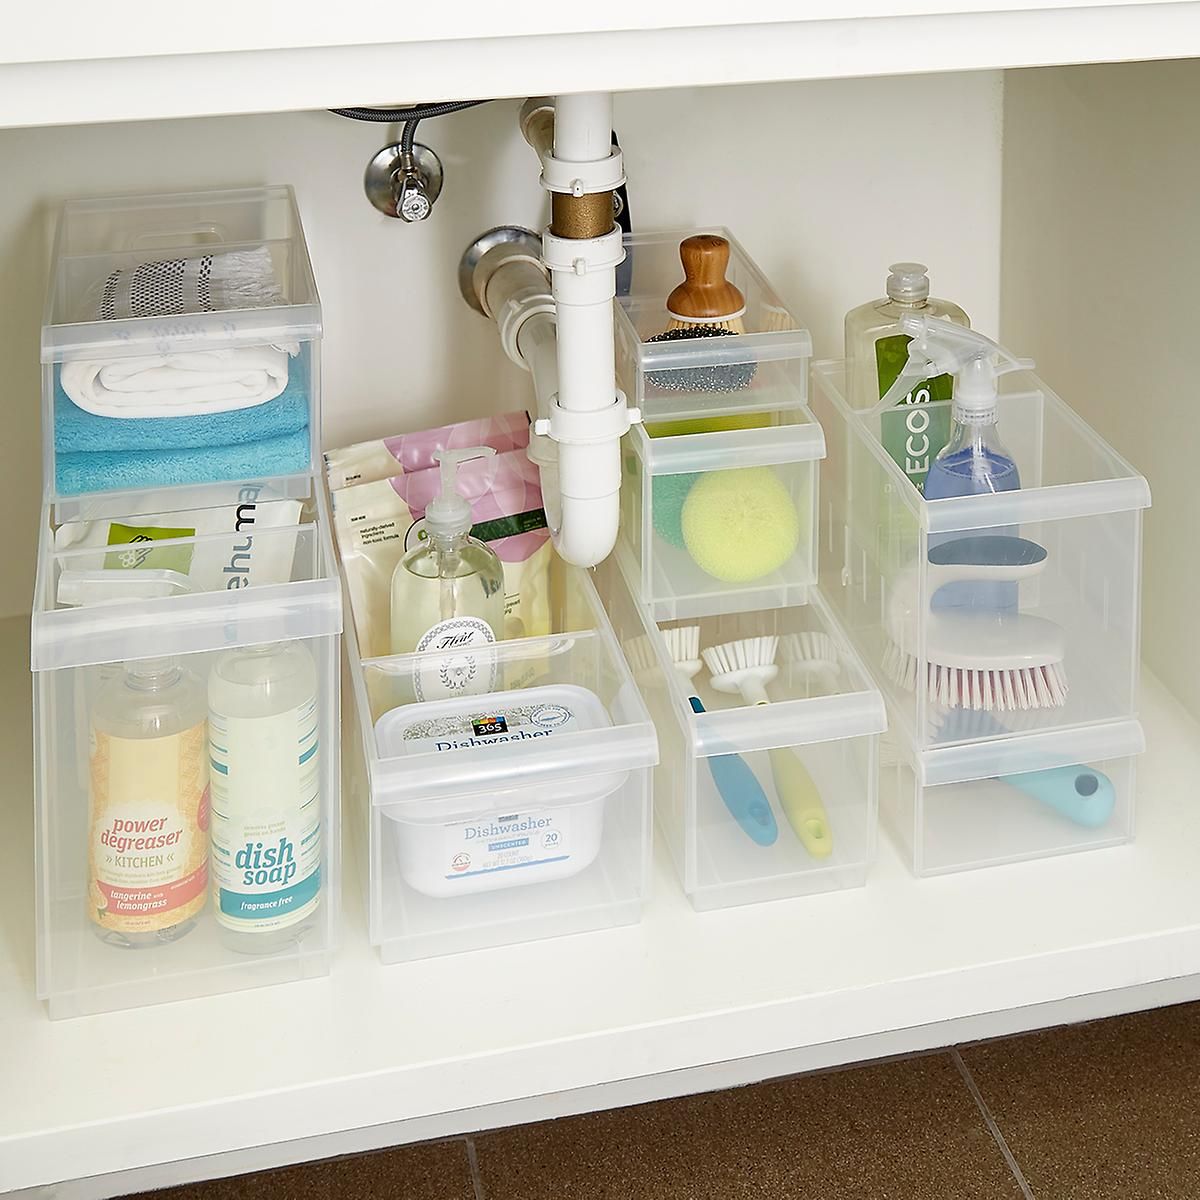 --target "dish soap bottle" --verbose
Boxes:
[845,263,969,495]
[208,641,321,954]
[873,315,1033,611]
[390,446,506,699]
[88,656,209,948]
